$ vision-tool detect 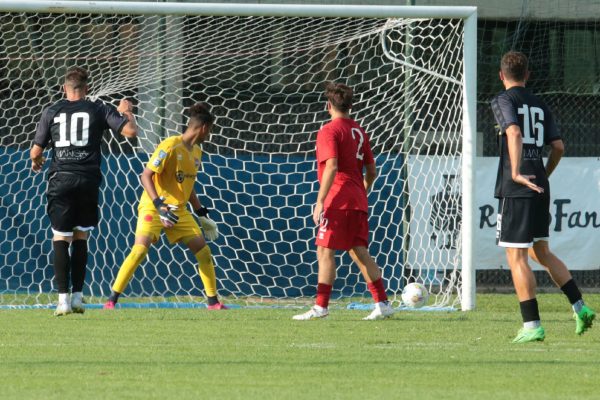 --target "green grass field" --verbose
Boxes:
[0,293,598,400]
